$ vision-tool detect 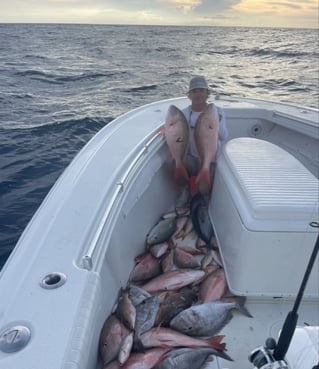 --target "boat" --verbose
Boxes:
[0,95,318,369]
